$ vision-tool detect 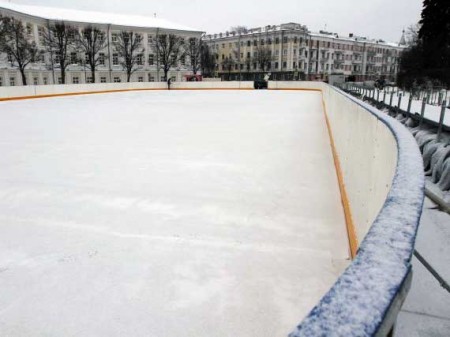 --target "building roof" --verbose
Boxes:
[309,31,402,48]
[0,1,202,33]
